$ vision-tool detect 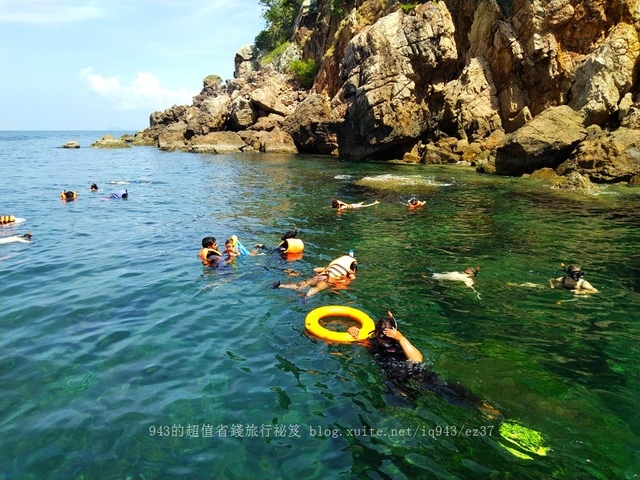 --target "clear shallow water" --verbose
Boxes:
[1,131,639,479]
